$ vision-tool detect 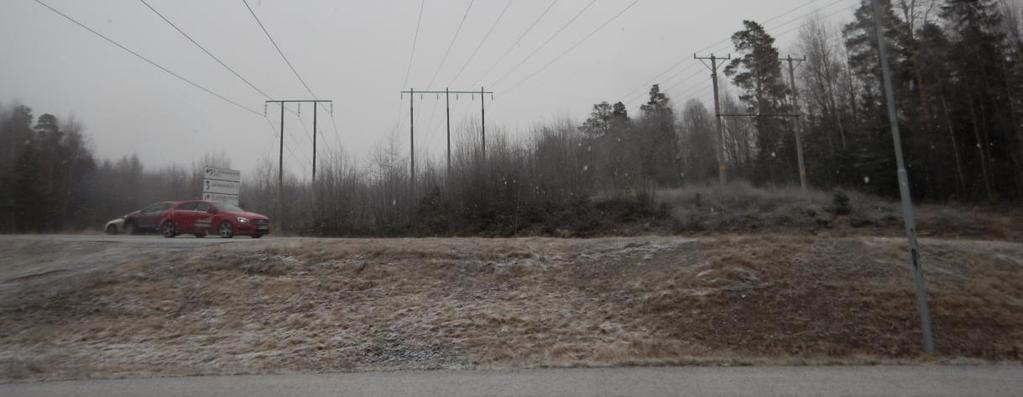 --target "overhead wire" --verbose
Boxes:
[622,0,853,105]
[138,0,272,100]
[401,0,427,90]
[424,0,476,90]
[241,0,343,167]
[500,0,643,95]
[667,1,855,103]
[29,0,262,116]
[447,0,513,86]
[490,0,598,88]
[138,0,319,171]
[471,0,561,88]
[415,0,476,149]
[394,0,426,145]
[617,0,841,103]
[241,0,318,99]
